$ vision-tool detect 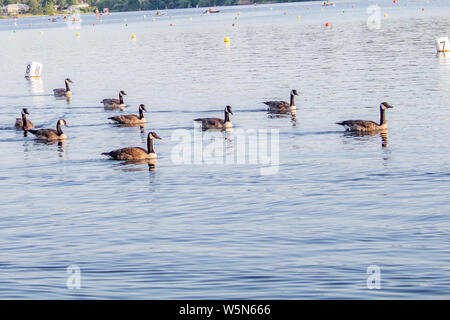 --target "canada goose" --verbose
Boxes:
[336,102,394,132]
[102,131,161,160]
[101,91,127,110]
[264,89,299,113]
[15,108,34,130]
[108,104,147,124]
[53,78,73,97]
[29,119,68,141]
[194,106,233,130]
